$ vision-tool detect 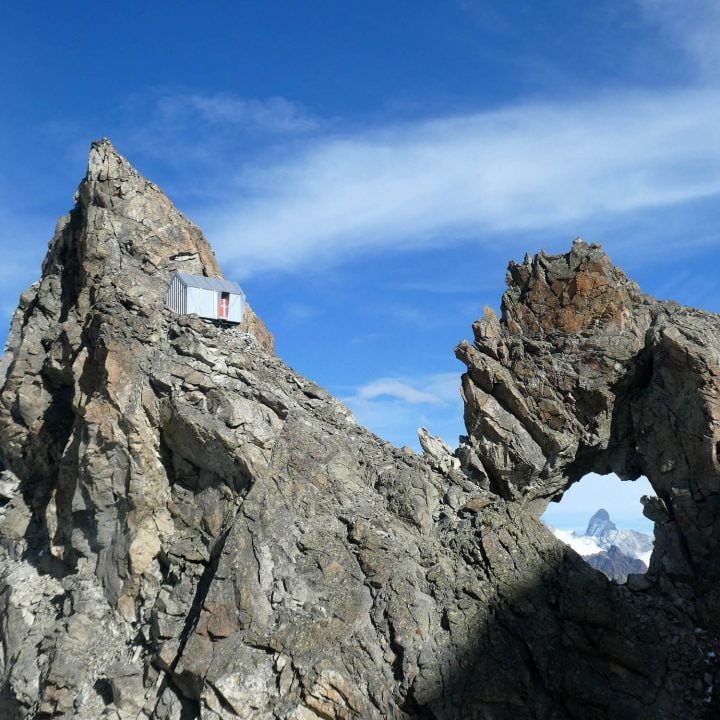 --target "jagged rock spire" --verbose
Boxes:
[78,137,222,277]
[456,240,720,632]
